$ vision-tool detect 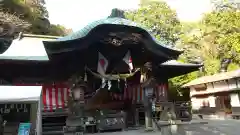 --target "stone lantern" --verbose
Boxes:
[64,77,87,135]
[142,77,156,131]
